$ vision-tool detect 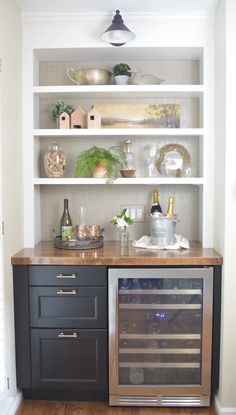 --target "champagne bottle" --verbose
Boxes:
[60,199,73,240]
[166,196,175,216]
[150,188,162,214]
